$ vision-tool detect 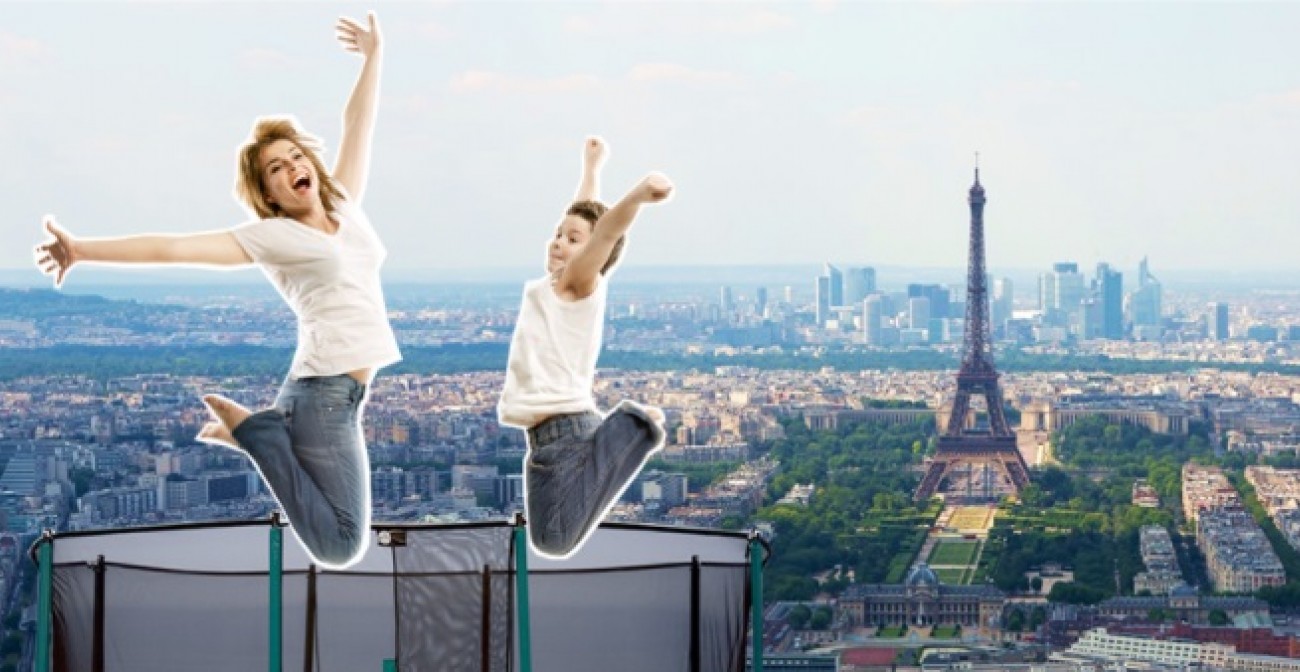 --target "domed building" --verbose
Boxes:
[840,562,1006,629]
